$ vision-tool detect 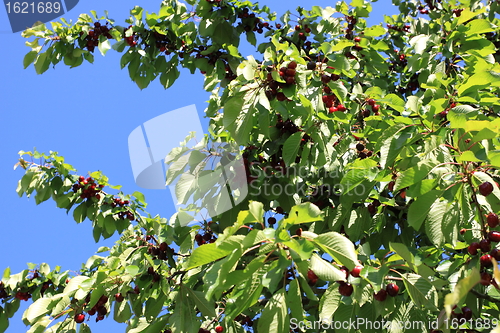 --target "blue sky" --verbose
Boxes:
[0,0,398,331]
